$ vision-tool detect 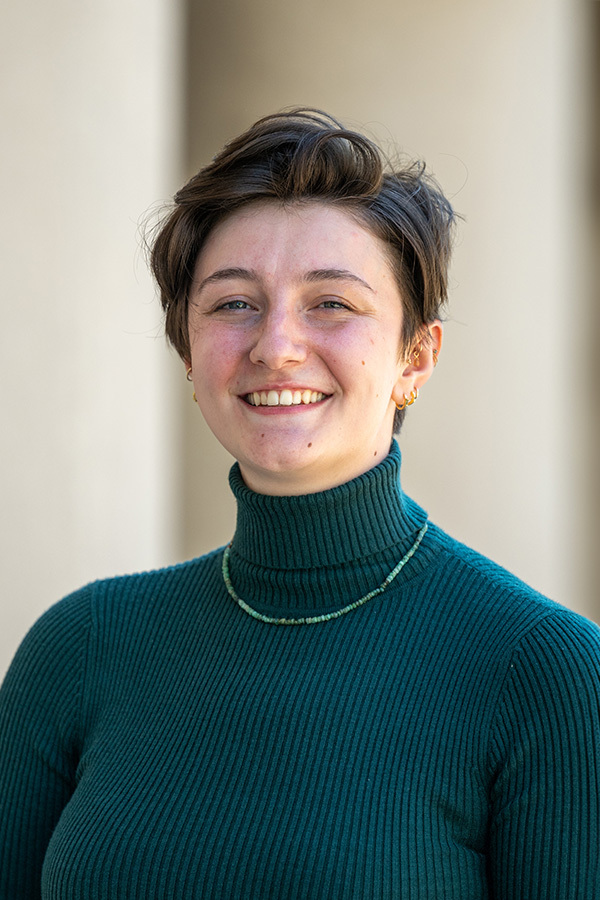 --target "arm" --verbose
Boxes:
[488,610,600,899]
[0,589,91,898]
